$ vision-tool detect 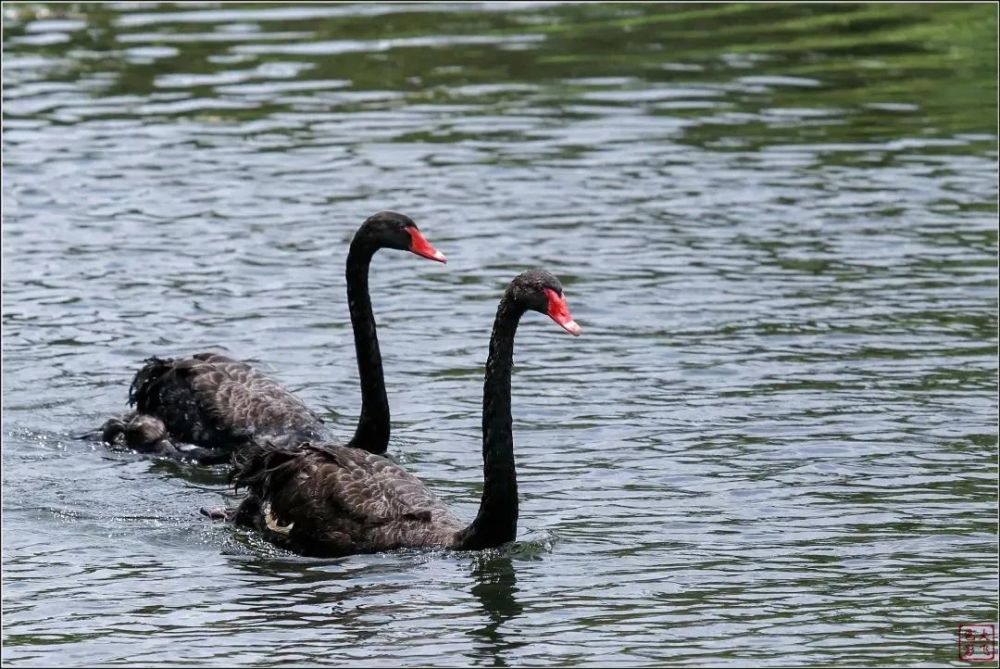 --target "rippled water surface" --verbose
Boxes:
[2,3,998,666]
